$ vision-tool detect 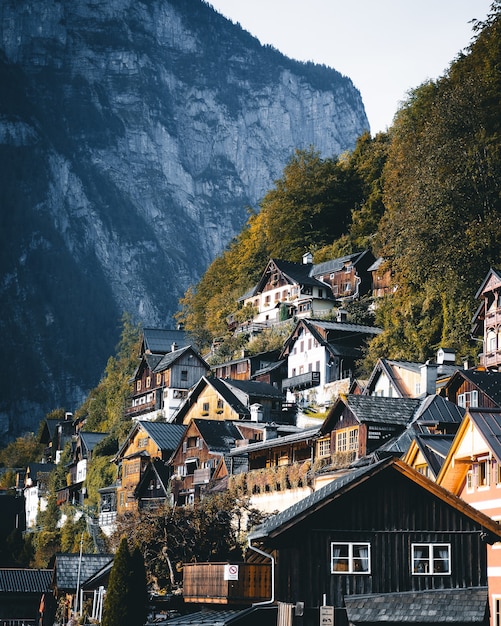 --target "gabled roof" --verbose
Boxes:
[248,457,501,541]
[193,419,244,453]
[51,554,113,591]
[141,327,189,354]
[445,369,501,407]
[25,462,56,483]
[409,434,456,479]
[474,267,501,299]
[79,432,108,456]
[321,395,421,434]
[115,421,186,461]
[134,458,171,499]
[344,586,488,624]
[0,568,53,593]
[221,378,283,400]
[312,250,372,276]
[153,345,209,373]
[414,393,465,425]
